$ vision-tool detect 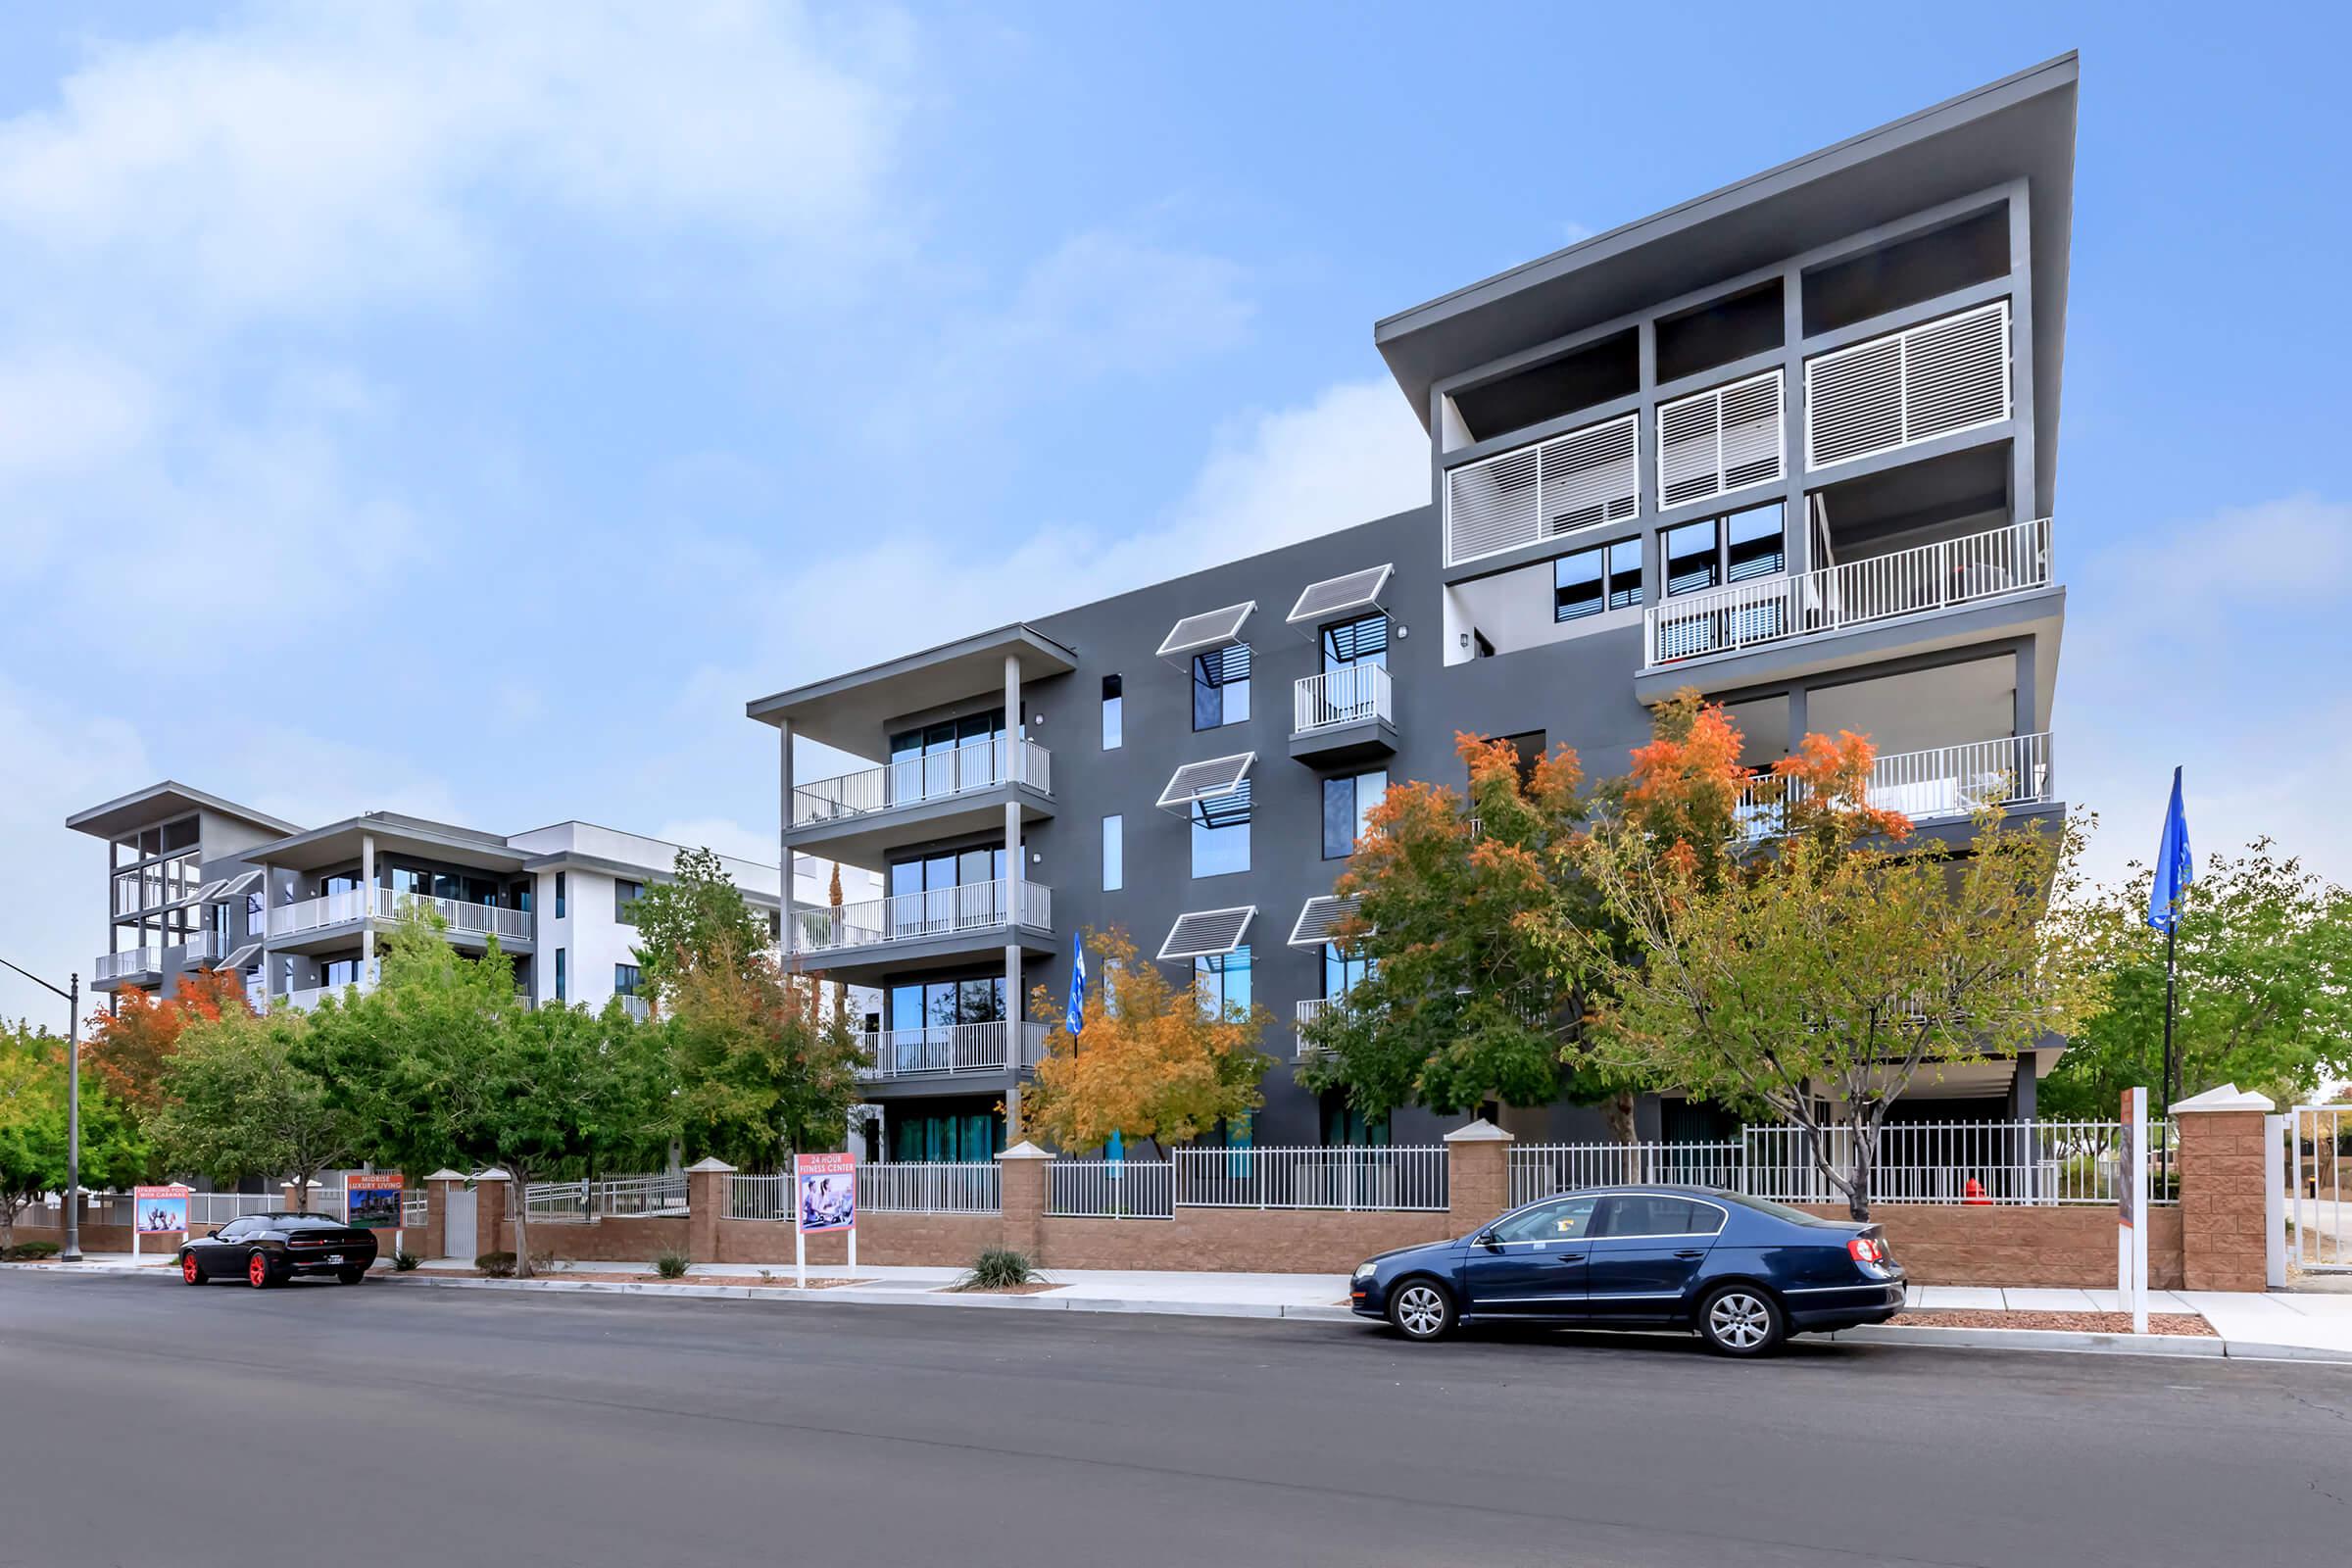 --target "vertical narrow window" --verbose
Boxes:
[1664,521,1720,596]
[1605,538,1644,609]
[1190,780,1251,877]
[614,878,643,925]
[554,948,566,1003]
[1102,674,1123,750]
[613,963,639,997]
[1192,644,1251,730]
[1102,814,1123,891]
[555,871,566,919]
[1193,946,1252,1018]
[1724,501,1787,582]
[1322,769,1388,858]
